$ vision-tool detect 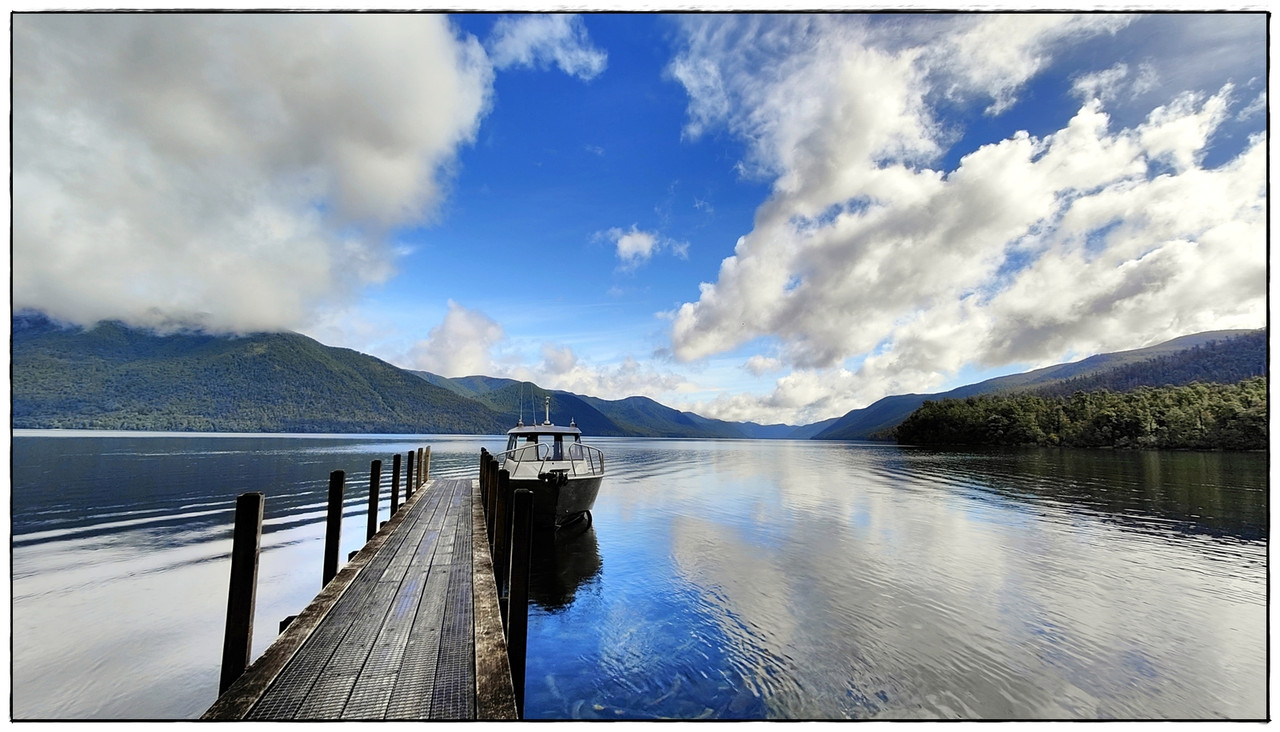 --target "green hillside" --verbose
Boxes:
[814,329,1265,441]
[895,378,1267,450]
[12,310,1265,445]
[12,313,511,434]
